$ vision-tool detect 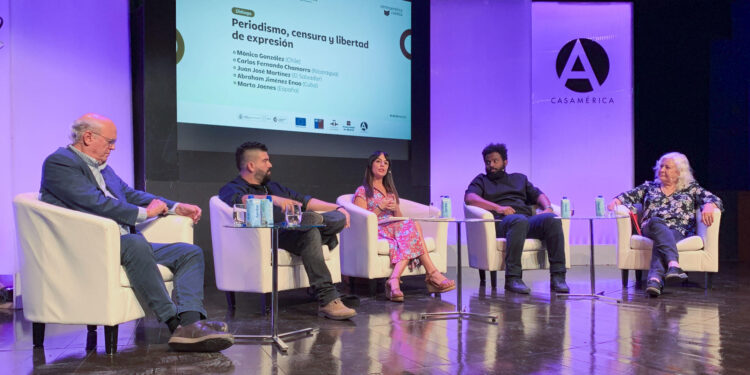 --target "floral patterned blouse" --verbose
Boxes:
[615,181,723,237]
